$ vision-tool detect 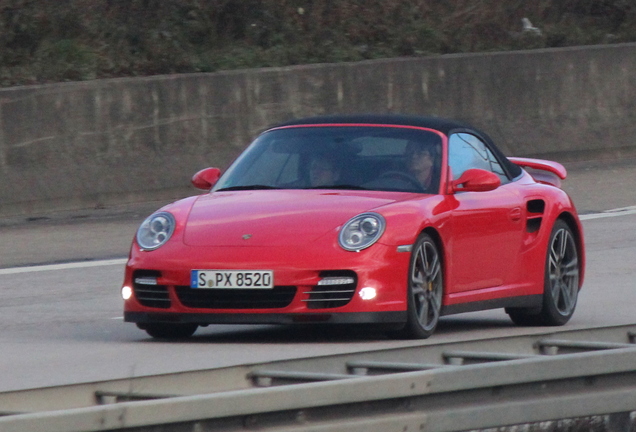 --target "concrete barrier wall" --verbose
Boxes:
[1,43,635,217]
